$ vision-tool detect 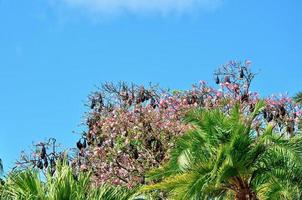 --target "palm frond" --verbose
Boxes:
[0,162,137,200]
[293,92,302,104]
[0,159,3,175]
